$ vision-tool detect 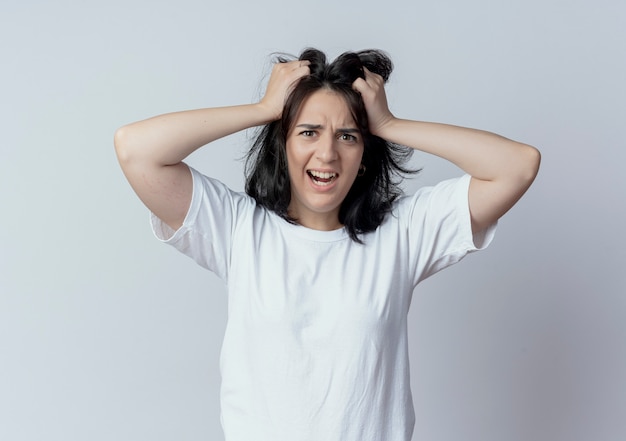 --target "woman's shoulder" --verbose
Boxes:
[189,166,256,205]
[389,174,471,220]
